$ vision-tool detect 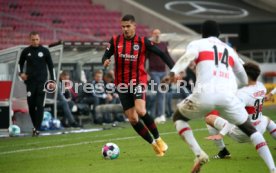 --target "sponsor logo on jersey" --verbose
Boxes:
[119,53,138,61]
